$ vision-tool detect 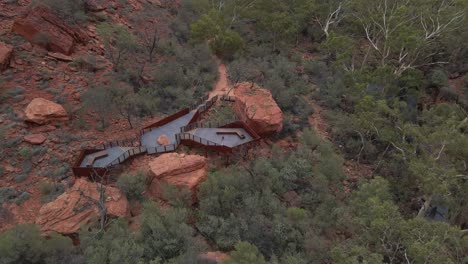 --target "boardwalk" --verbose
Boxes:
[188,128,253,148]
[72,95,261,177]
[140,110,197,148]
